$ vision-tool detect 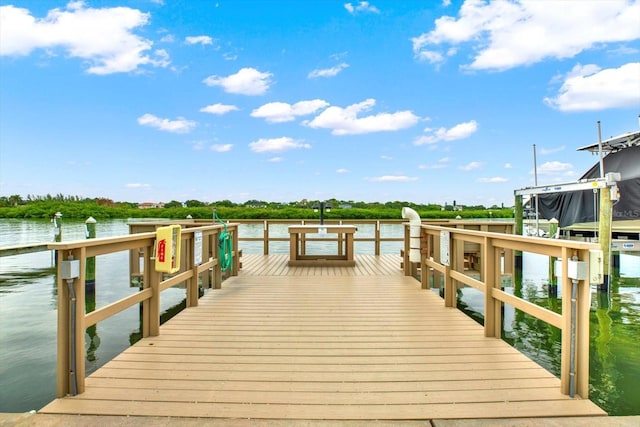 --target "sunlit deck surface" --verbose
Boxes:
[40,254,606,420]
